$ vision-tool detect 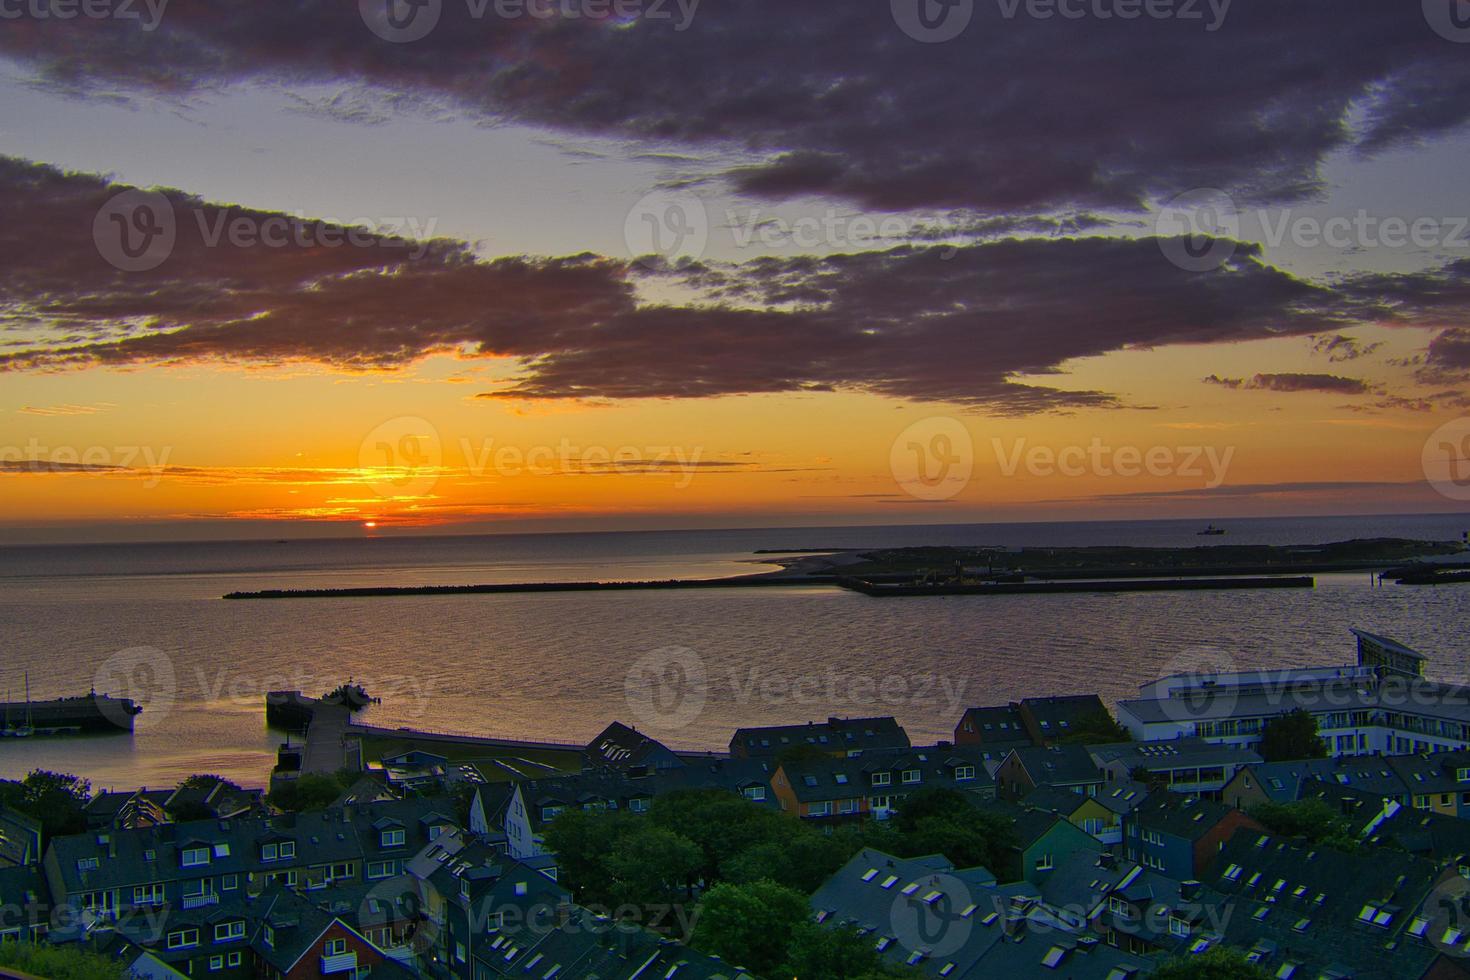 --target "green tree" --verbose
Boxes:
[774,743,838,768]
[0,770,90,843]
[1258,709,1327,762]
[783,922,904,979]
[691,880,811,977]
[1058,709,1131,744]
[266,772,349,812]
[0,941,128,980]
[605,826,703,906]
[1248,799,1359,851]
[1152,946,1272,979]
[883,789,1019,873]
[544,809,637,906]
